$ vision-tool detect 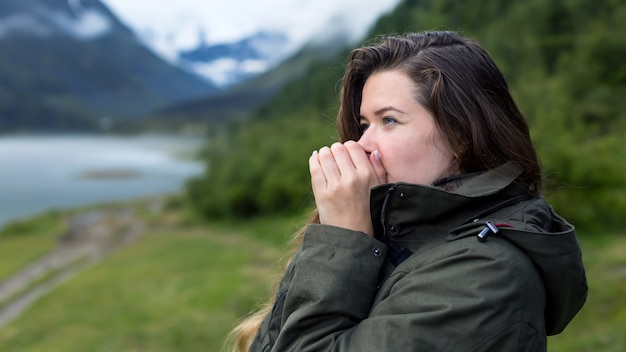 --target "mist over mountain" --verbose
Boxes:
[139,28,351,128]
[178,31,291,87]
[100,0,401,89]
[0,0,216,132]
